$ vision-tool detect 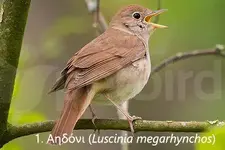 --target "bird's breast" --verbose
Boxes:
[93,52,151,105]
